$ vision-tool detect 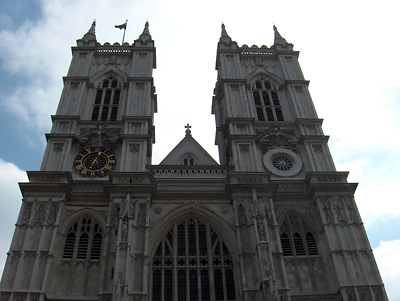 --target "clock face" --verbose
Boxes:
[74,147,116,177]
